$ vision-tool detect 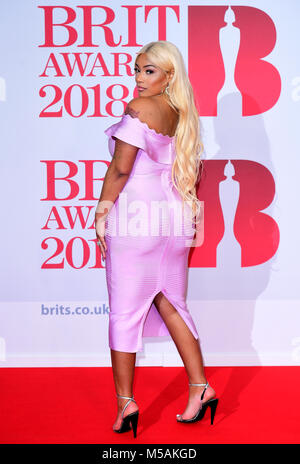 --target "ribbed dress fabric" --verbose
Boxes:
[104,113,199,352]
